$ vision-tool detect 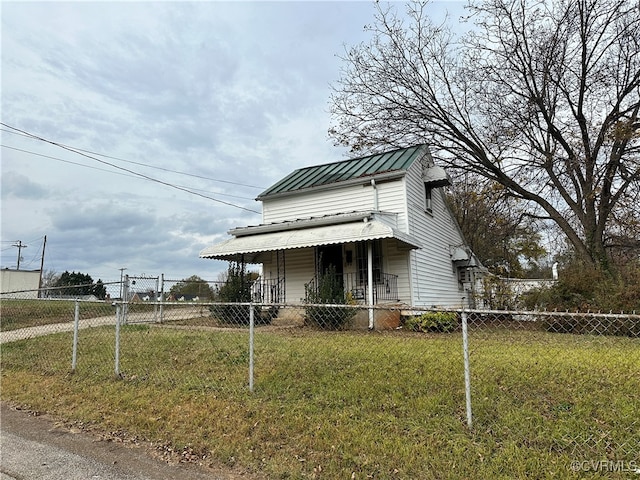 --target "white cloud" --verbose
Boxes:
[1,1,464,282]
